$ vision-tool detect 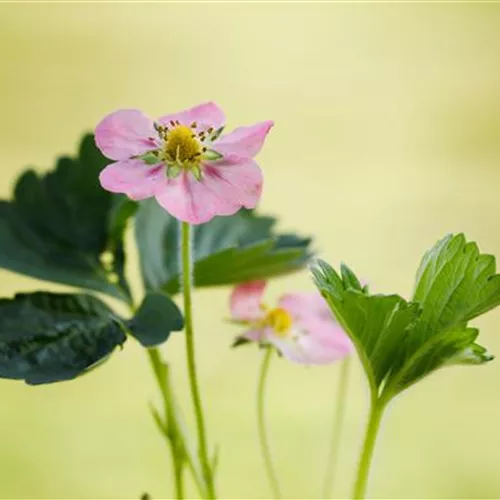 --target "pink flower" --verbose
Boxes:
[230,281,352,365]
[95,102,273,225]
